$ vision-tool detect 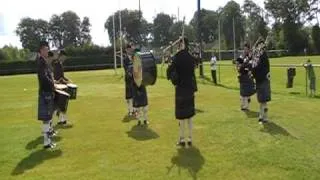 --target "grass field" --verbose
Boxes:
[1,56,320,180]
